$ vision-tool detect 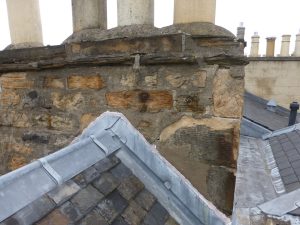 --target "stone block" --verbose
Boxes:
[97,191,128,223]
[51,92,84,110]
[34,114,76,130]
[144,75,158,87]
[0,91,20,106]
[0,73,34,89]
[213,69,244,118]
[176,95,205,113]
[117,175,144,200]
[36,209,70,225]
[93,172,120,195]
[0,111,29,128]
[134,189,156,211]
[22,132,50,144]
[8,154,27,171]
[122,201,147,225]
[106,90,173,112]
[44,77,65,89]
[67,75,104,90]
[165,74,186,88]
[47,180,81,205]
[71,185,104,214]
[191,70,207,87]
[80,113,97,131]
